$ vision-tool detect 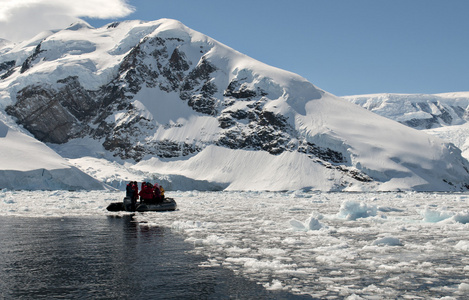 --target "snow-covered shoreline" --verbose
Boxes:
[2,189,469,298]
